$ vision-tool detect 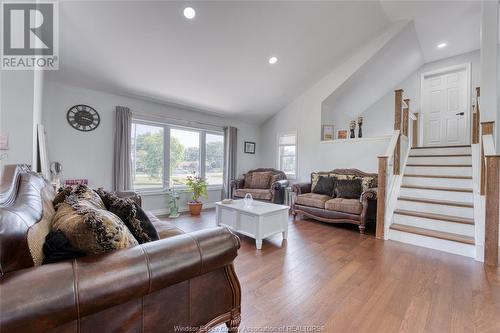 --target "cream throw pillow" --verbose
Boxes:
[27,186,56,265]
